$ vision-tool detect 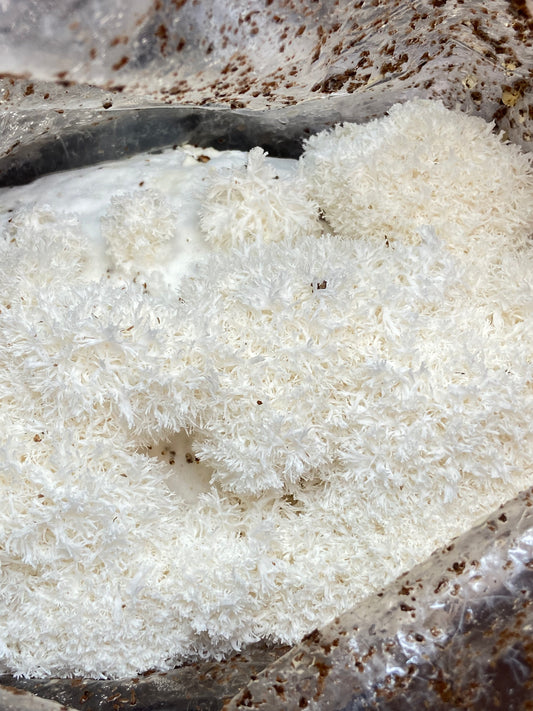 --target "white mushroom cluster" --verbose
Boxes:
[0,100,532,678]
[199,146,321,247]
